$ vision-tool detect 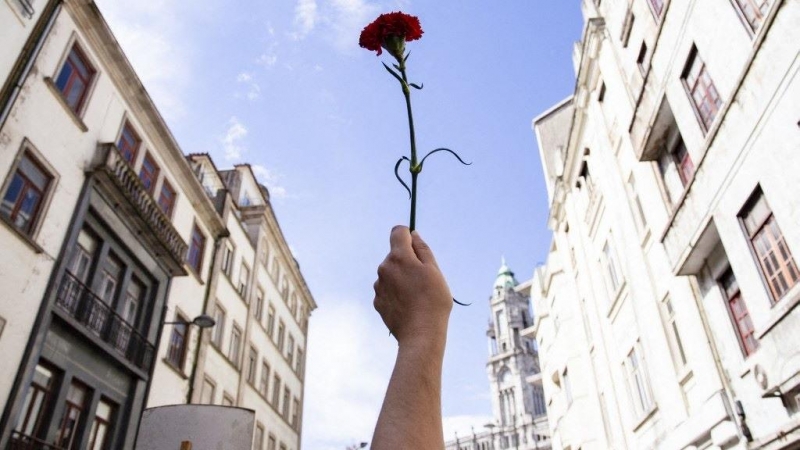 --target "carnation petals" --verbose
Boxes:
[359,11,423,56]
